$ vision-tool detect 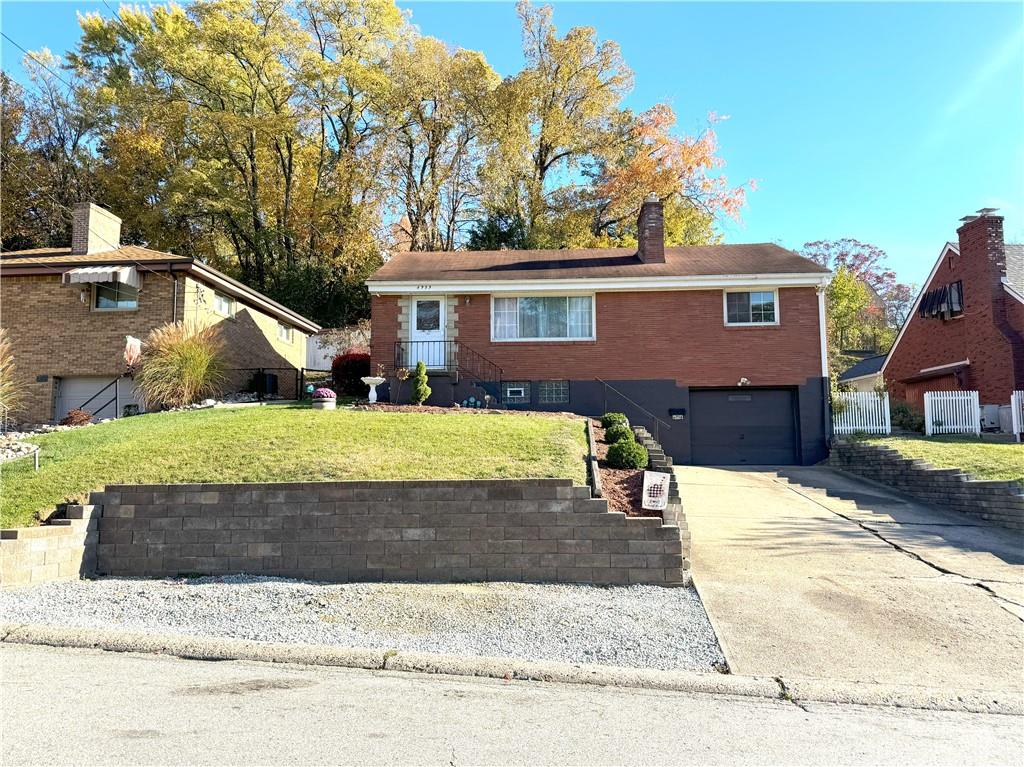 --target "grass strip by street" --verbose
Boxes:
[0,405,588,529]
[867,435,1023,483]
